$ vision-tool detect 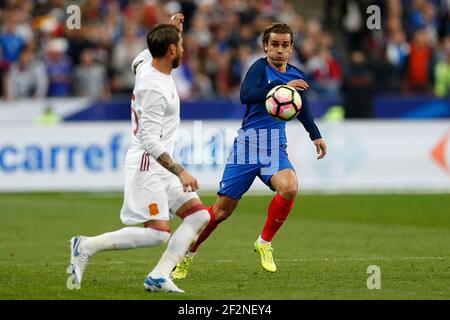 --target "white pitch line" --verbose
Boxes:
[279,256,450,262]
[0,256,449,267]
[215,256,450,263]
[0,261,126,267]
